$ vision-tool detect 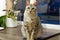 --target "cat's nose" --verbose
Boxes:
[30,11,31,13]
